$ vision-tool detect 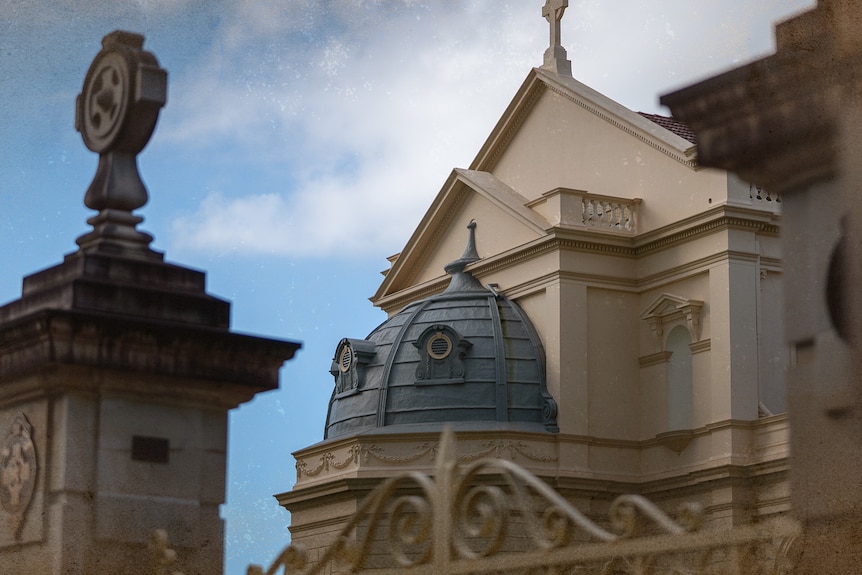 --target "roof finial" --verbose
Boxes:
[443,220,485,293]
[541,0,572,77]
[445,220,480,275]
